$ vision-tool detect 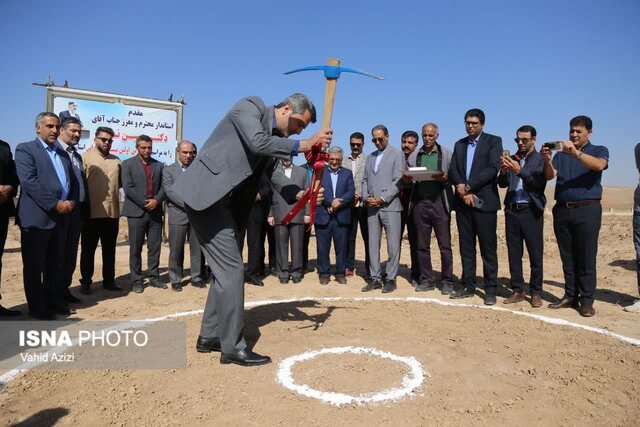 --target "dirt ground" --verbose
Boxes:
[0,193,639,426]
